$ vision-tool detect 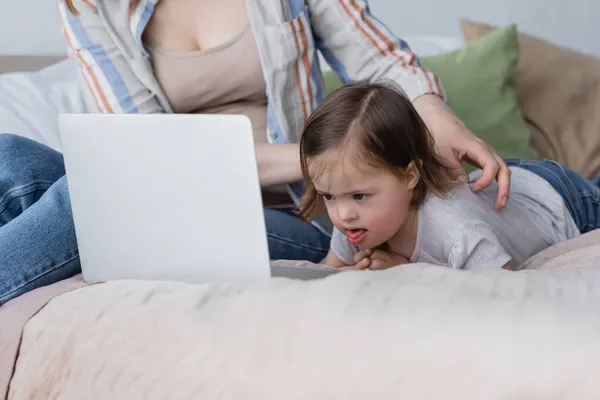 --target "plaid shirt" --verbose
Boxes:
[57,0,445,235]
